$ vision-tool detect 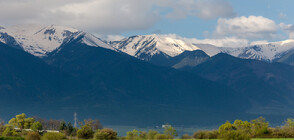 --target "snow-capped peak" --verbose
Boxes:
[112,34,200,60]
[0,24,115,56]
[0,24,79,56]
